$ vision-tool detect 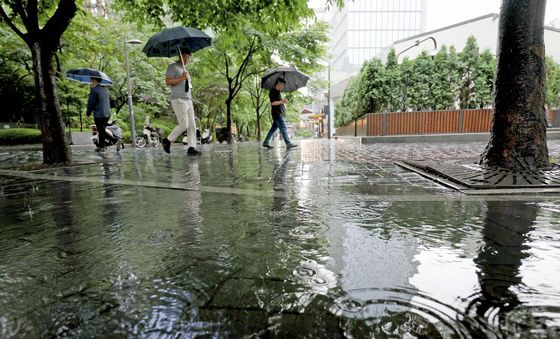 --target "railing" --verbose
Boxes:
[336,108,559,137]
